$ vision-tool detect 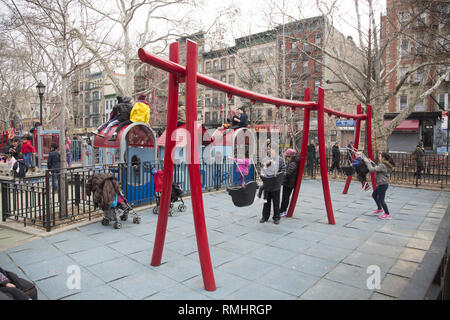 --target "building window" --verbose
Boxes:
[315,33,322,45]
[220,58,227,71]
[291,61,297,72]
[267,108,273,120]
[213,60,219,71]
[228,74,235,85]
[400,12,410,24]
[314,79,320,95]
[229,56,235,69]
[399,95,408,110]
[437,93,448,110]
[303,61,309,74]
[415,99,425,111]
[268,47,274,58]
[400,40,409,57]
[205,61,211,73]
[399,67,408,80]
